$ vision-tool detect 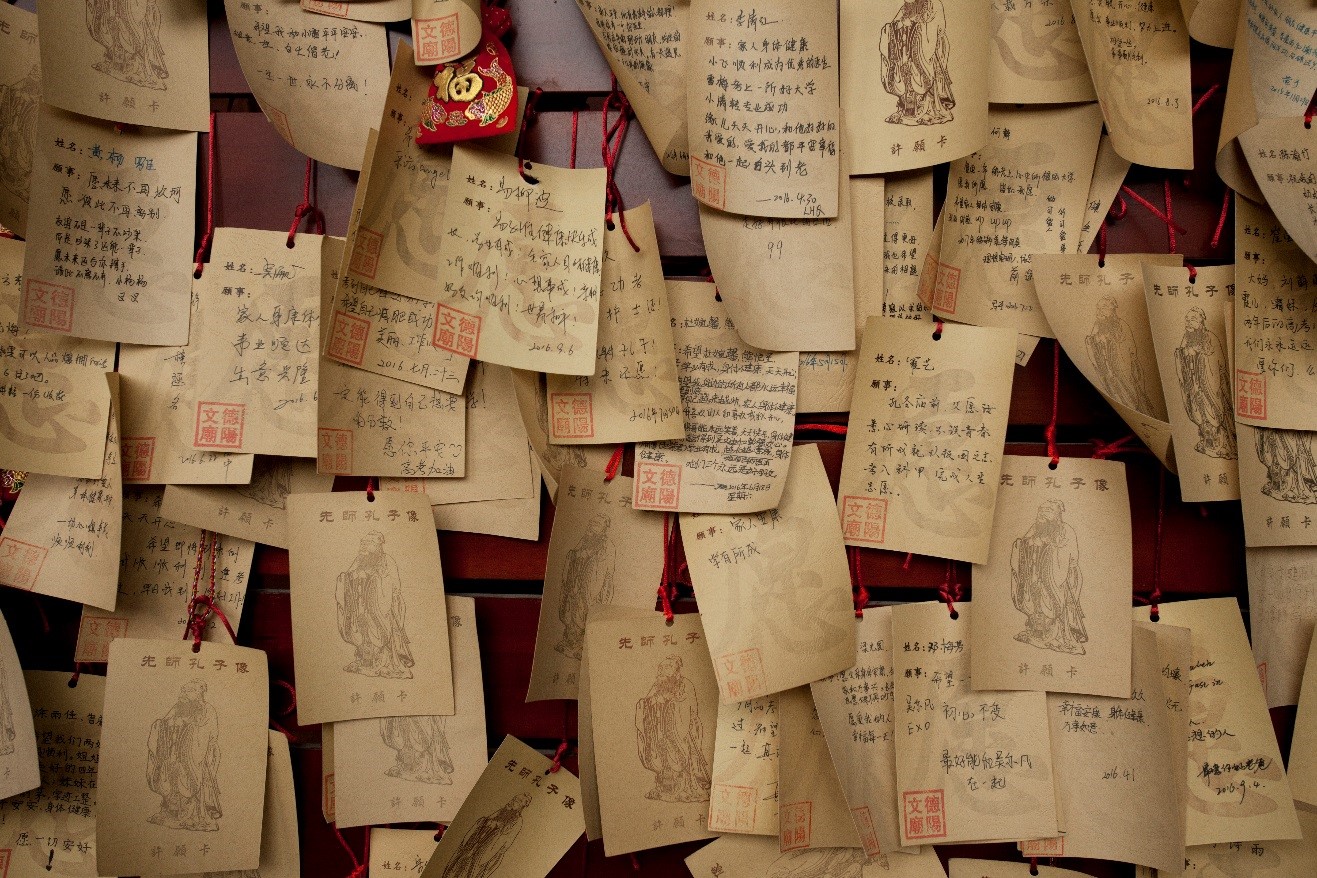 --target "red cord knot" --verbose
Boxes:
[939,562,962,619]
[604,446,624,481]
[1045,340,1061,469]
[932,320,944,340]
[1187,264,1198,283]
[1091,434,1138,459]
[549,740,568,773]
[366,477,376,502]
[849,547,868,618]
[194,111,216,278]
